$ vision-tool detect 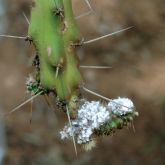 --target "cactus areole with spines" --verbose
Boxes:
[28,0,82,117]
